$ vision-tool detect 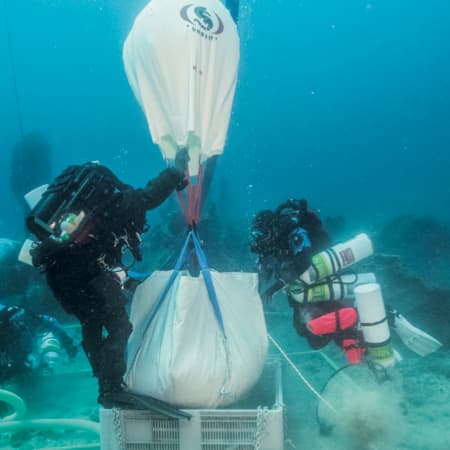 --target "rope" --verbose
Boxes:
[2,0,24,137]
[268,334,337,414]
